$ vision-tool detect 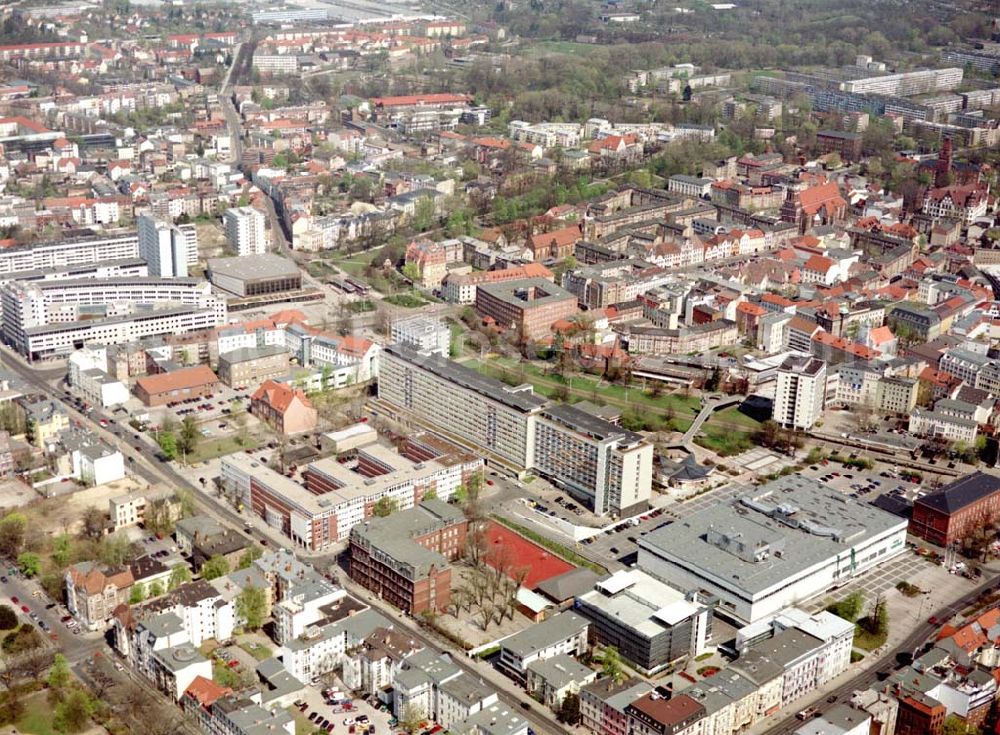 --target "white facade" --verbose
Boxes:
[73,443,125,486]
[2,277,226,359]
[224,206,268,256]
[773,357,827,430]
[68,346,129,408]
[391,316,451,358]
[138,215,196,278]
[273,585,347,645]
[110,493,145,530]
[0,231,139,277]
